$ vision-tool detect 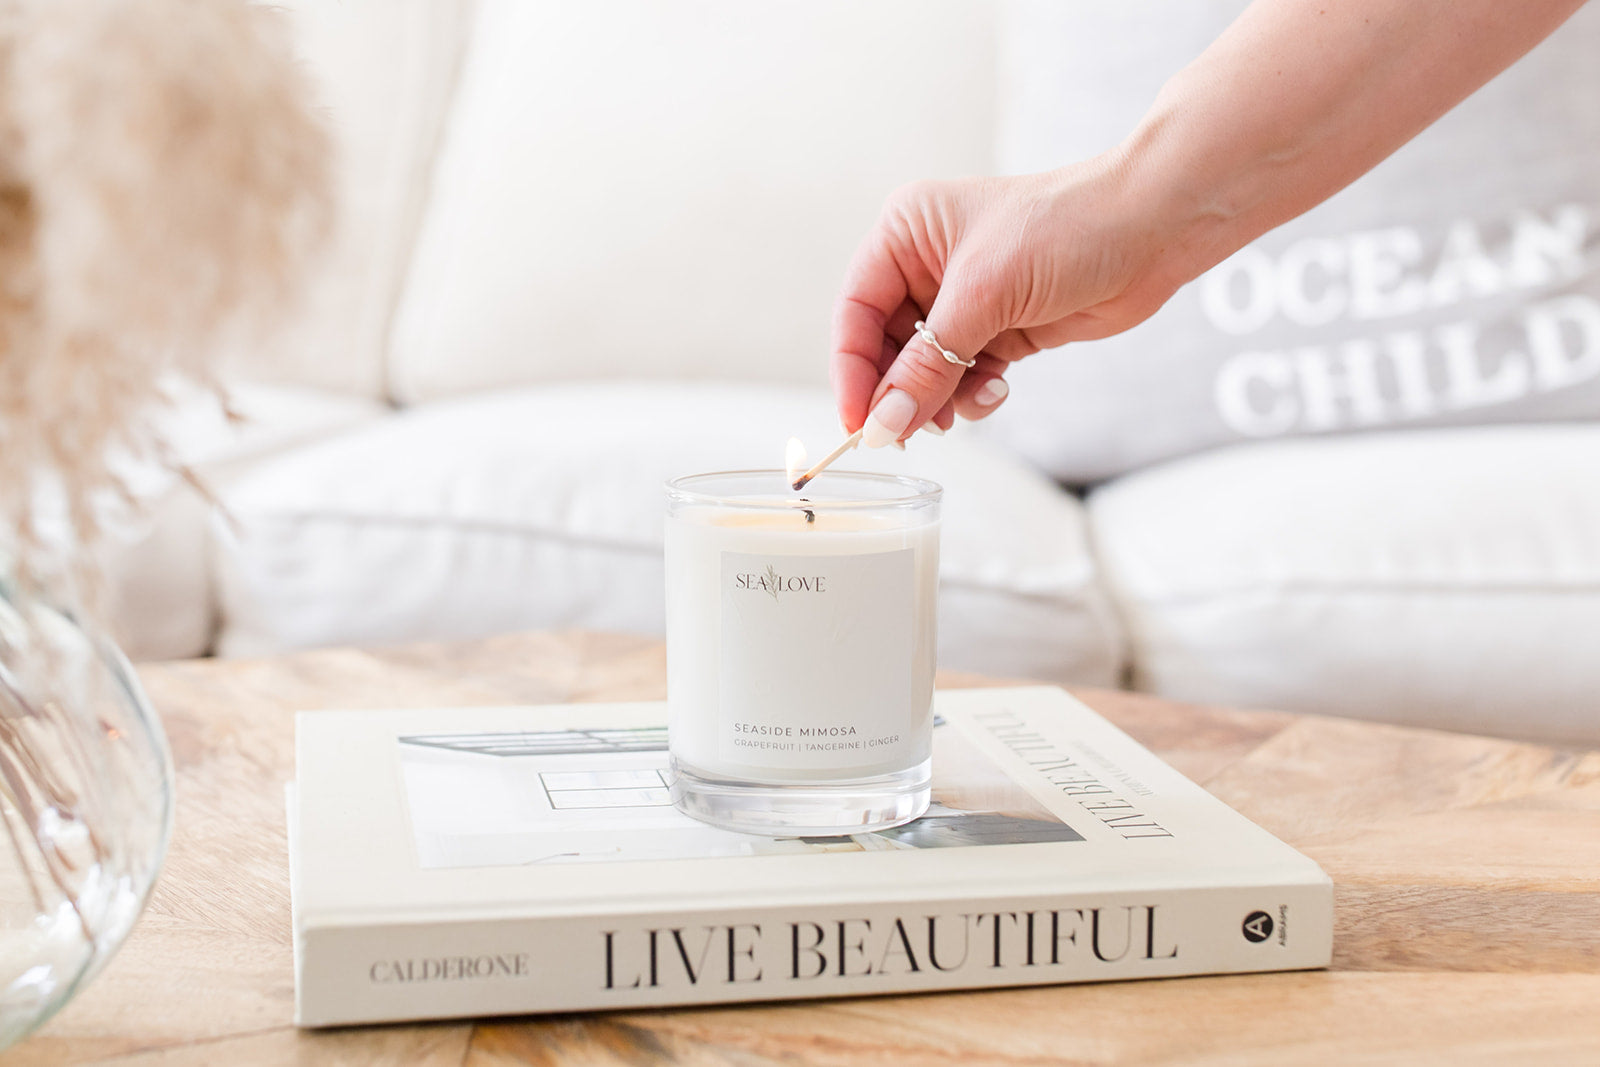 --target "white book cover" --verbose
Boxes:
[290,687,1332,1027]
